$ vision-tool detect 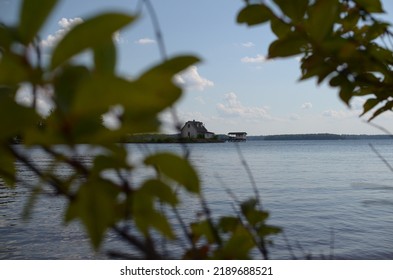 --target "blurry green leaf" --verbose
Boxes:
[273,0,308,22]
[240,199,269,226]
[0,145,16,187]
[369,101,393,121]
[237,4,272,26]
[0,25,15,50]
[0,53,30,84]
[300,55,335,84]
[139,55,199,84]
[19,0,58,43]
[240,198,258,214]
[91,154,129,178]
[257,225,282,236]
[218,216,240,232]
[94,39,116,74]
[191,220,216,243]
[361,98,379,116]
[51,13,135,69]
[270,17,291,38]
[0,94,39,138]
[65,179,120,249]
[215,226,254,259]
[329,74,348,87]
[355,0,384,13]
[144,152,200,193]
[268,34,307,58]
[133,187,174,238]
[364,22,390,41]
[54,65,90,113]
[306,0,339,41]
[339,83,355,105]
[140,179,179,206]
[341,8,361,33]
[70,55,198,122]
